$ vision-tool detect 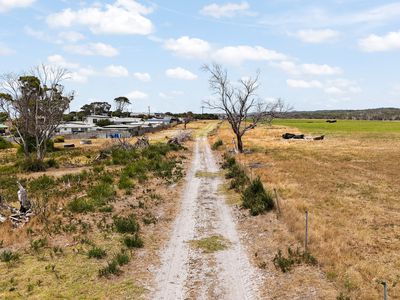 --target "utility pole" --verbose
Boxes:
[201,105,205,114]
[148,106,151,117]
